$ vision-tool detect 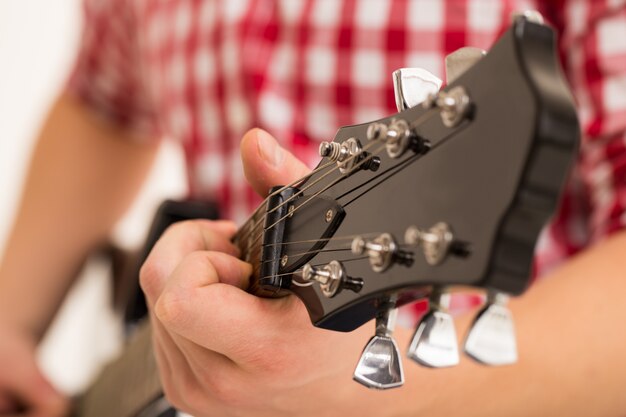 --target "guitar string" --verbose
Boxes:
[255,120,472,284]
[243,145,410,277]
[257,143,388,235]
[233,136,385,245]
[234,106,440,249]
[333,112,471,206]
[232,159,336,243]
[237,106,445,275]
[259,247,352,266]
[259,255,371,280]
[334,151,420,204]
[257,236,415,266]
[234,139,385,247]
[260,233,380,247]
[340,120,470,209]
[243,142,389,252]
[232,150,366,247]
[253,106,444,237]
[232,155,356,246]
